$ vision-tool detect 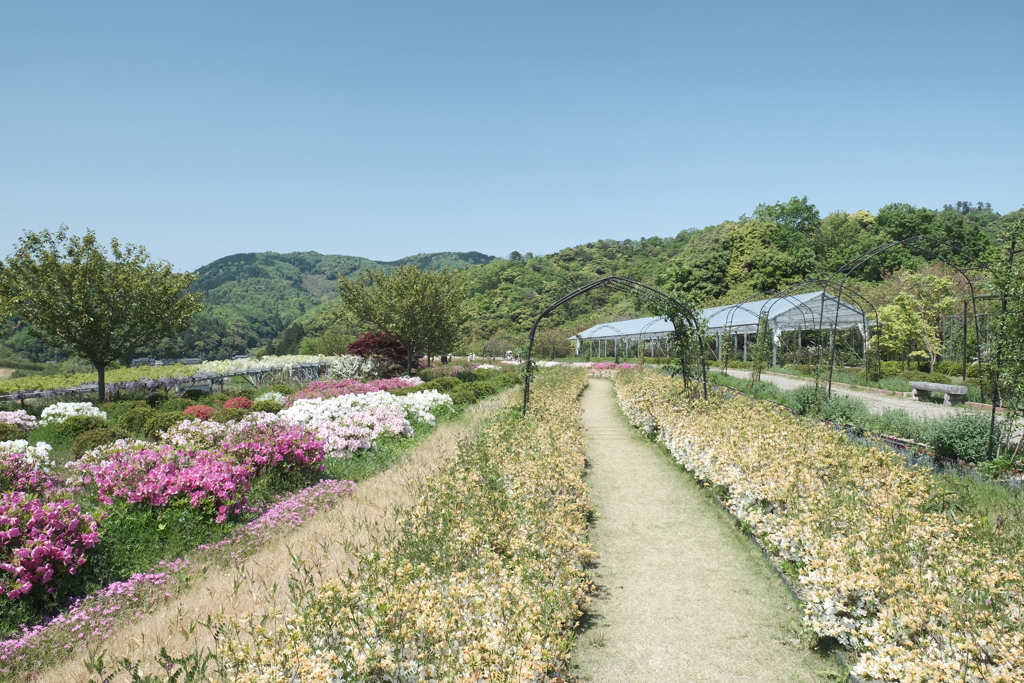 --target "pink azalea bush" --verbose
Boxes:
[219,415,325,474]
[0,411,37,432]
[68,446,252,523]
[0,493,99,600]
[285,377,422,405]
[183,405,217,421]
[0,452,57,495]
